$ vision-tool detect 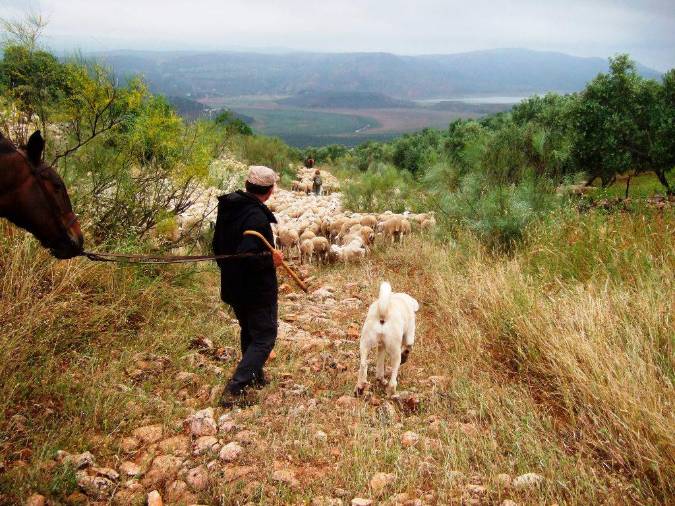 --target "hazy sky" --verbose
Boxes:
[2,0,673,70]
